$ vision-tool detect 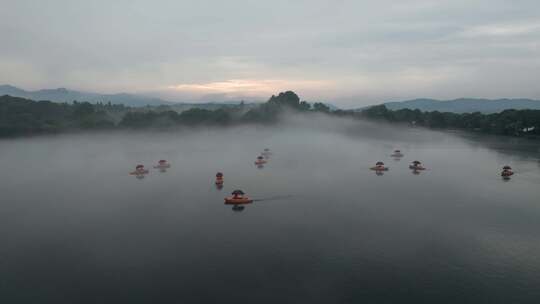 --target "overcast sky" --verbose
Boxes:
[1,0,539,106]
